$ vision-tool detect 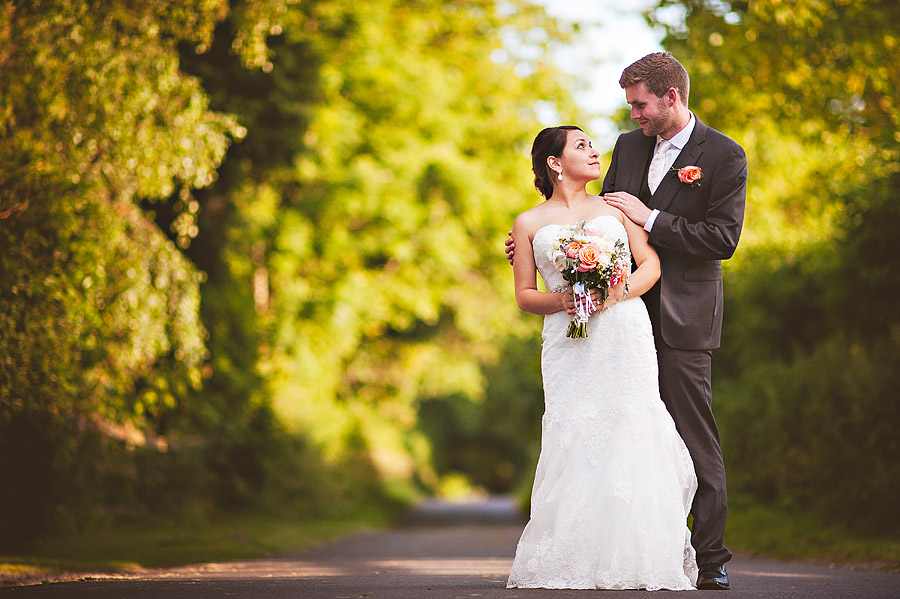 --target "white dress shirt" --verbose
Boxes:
[644,113,696,233]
